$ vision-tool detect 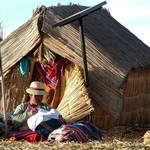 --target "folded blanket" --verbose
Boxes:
[48,121,102,142]
[35,116,66,137]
